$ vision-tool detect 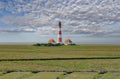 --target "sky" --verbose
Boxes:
[0,0,120,44]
